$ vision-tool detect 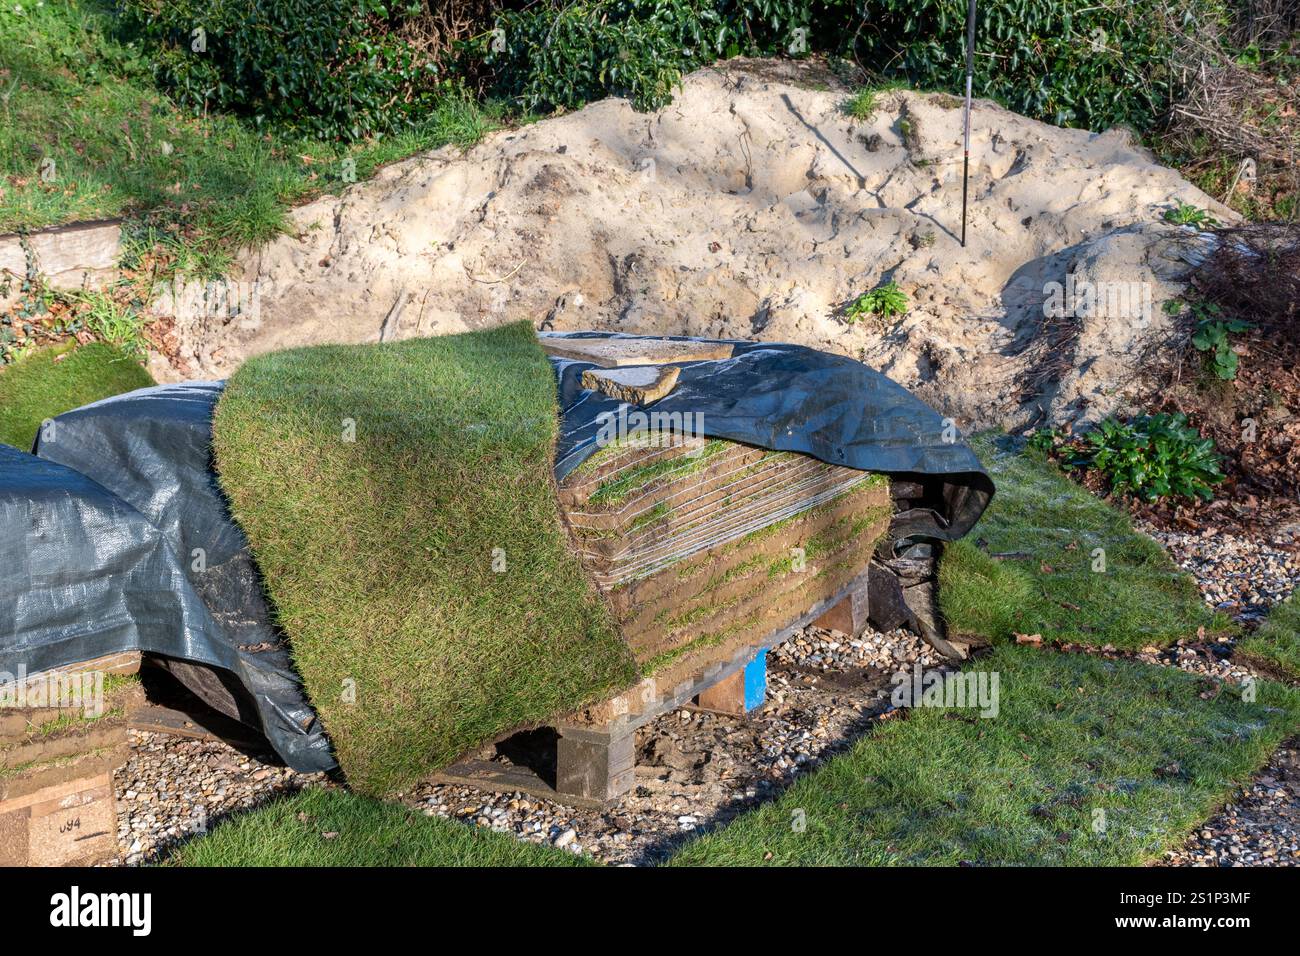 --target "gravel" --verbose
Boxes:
[404,626,944,865]
[110,730,327,866]
[1139,521,1298,625]
[1136,520,1300,867]
[1162,738,1300,867]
